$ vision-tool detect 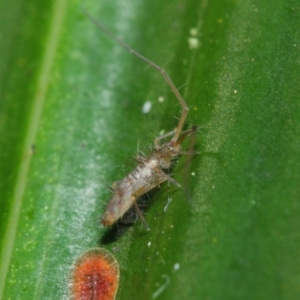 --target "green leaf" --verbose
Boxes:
[1,0,300,299]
